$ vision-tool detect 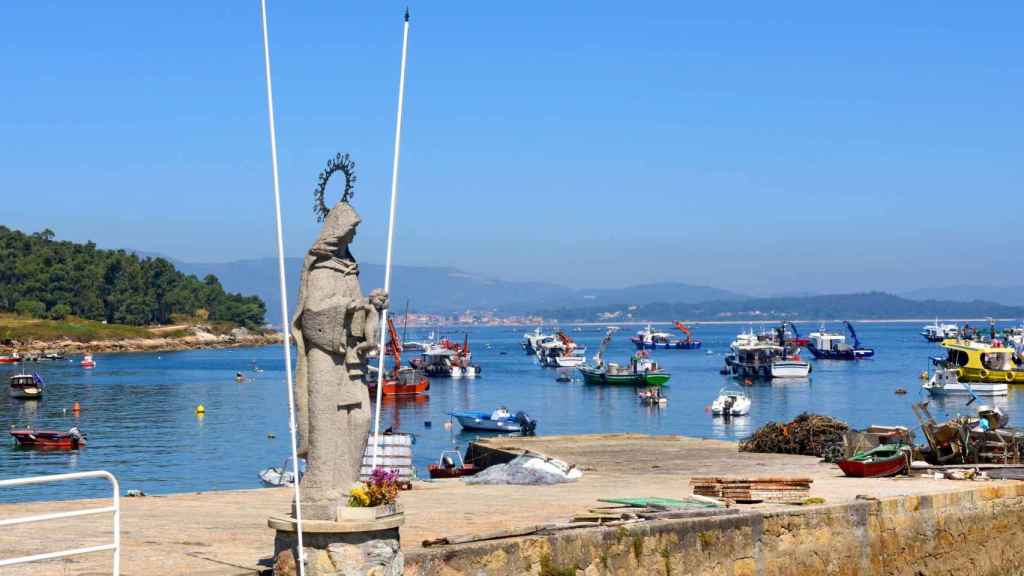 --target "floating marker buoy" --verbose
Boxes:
[72,401,81,413]
[443,421,452,431]
[919,371,929,380]
[195,404,206,415]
